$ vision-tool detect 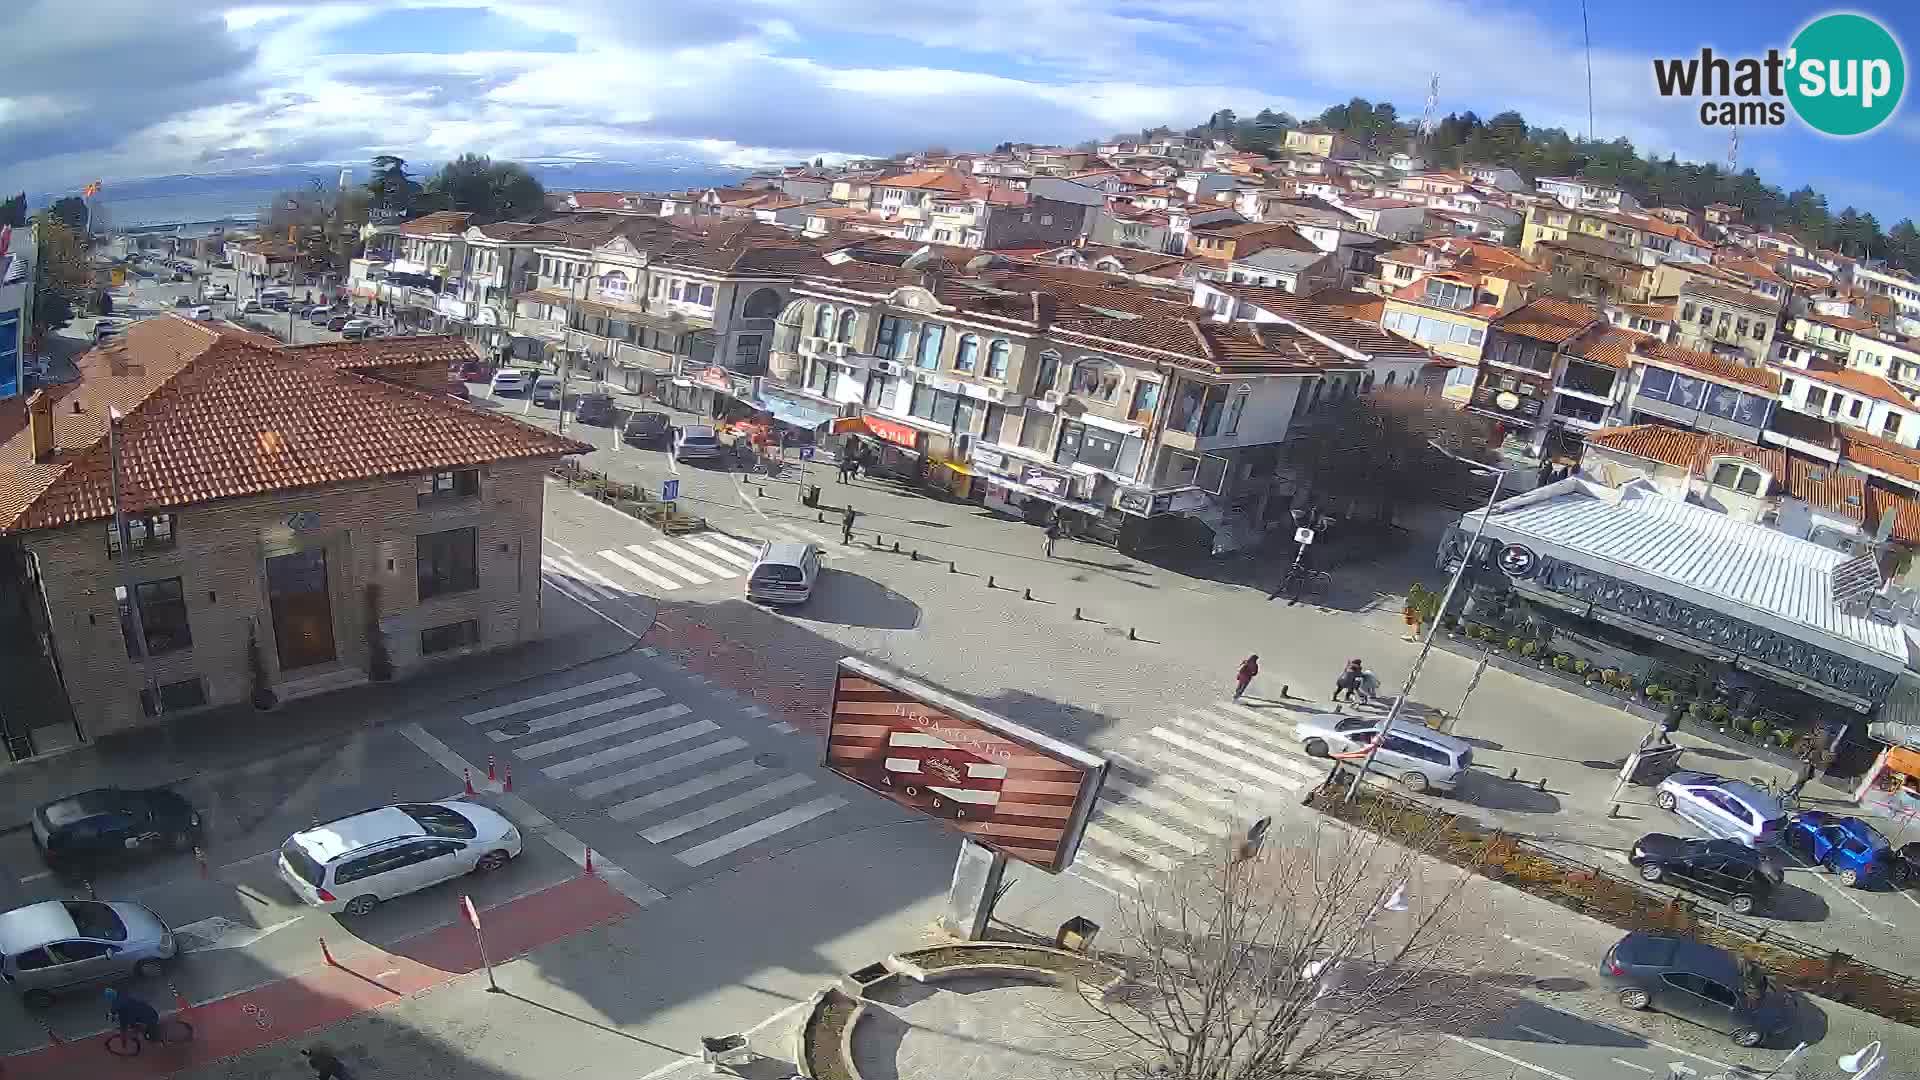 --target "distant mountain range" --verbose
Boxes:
[26,157,762,228]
